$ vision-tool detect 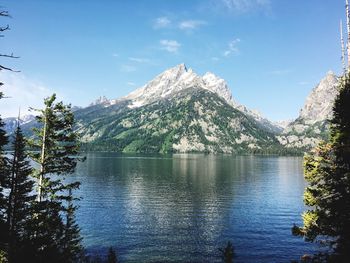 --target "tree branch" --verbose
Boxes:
[0,53,19,59]
[0,64,20,72]
[0,24,9,32]
[0,11,10,17]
